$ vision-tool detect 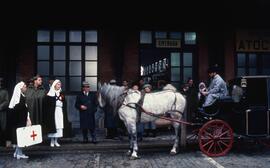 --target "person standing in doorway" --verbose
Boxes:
[75,81,97,143]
